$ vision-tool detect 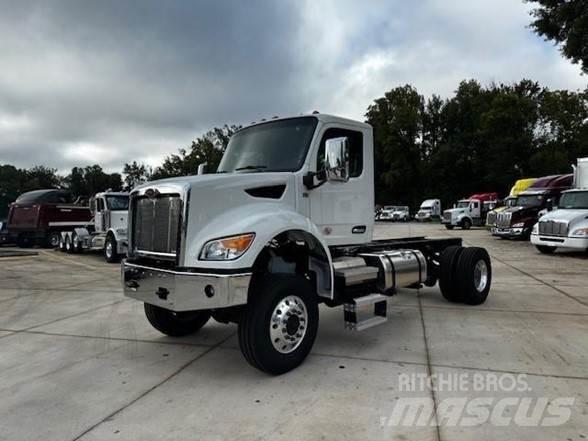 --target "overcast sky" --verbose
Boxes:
[0,0,585,174]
